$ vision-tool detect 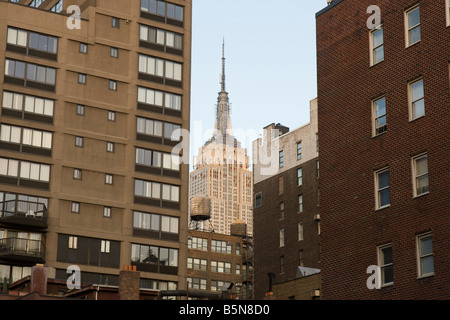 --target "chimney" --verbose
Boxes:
[119,265,140,300]
[30,264,48,295]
